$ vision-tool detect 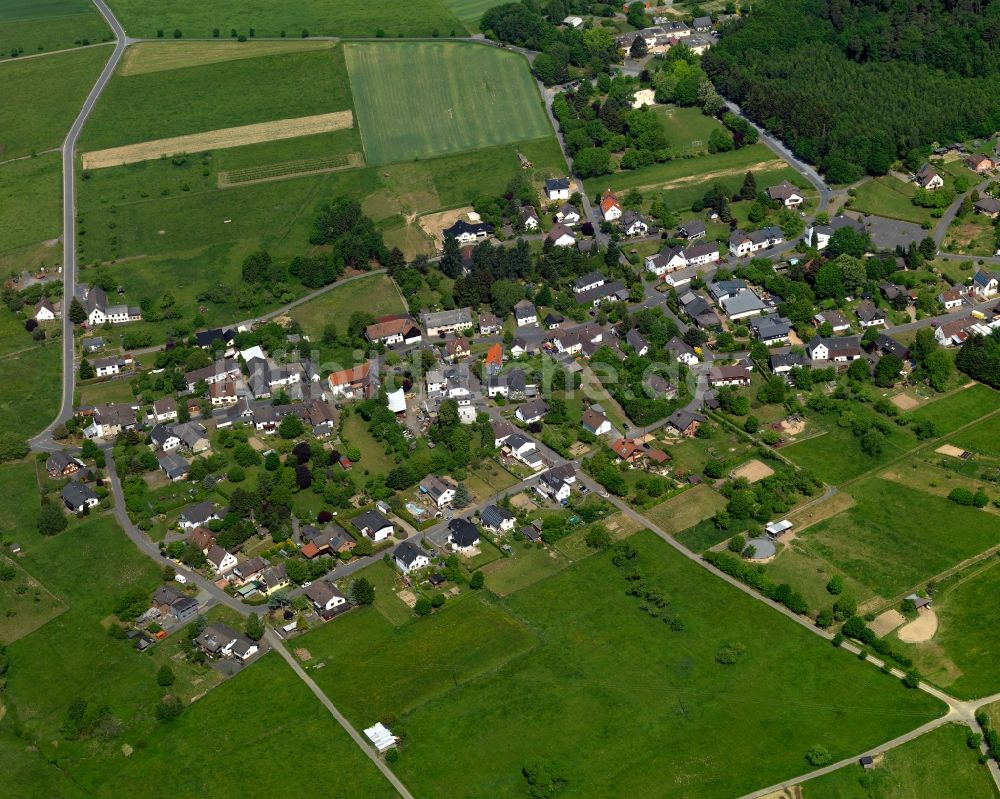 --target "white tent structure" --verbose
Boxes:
[364,722,397,752]
[387,388,407,415]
